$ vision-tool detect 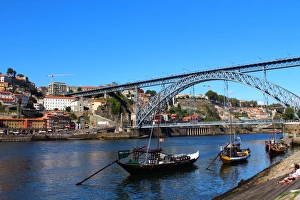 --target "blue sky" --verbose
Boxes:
[1,0,300,103]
